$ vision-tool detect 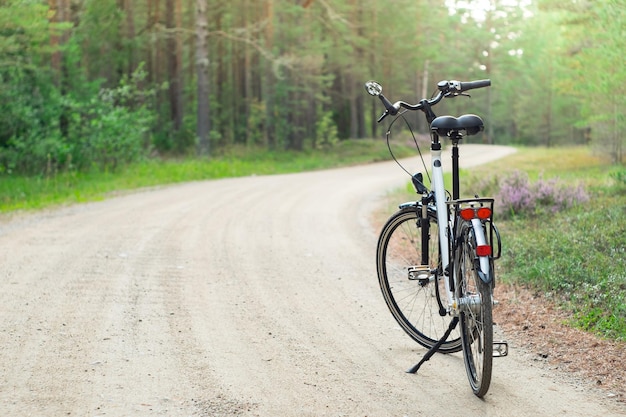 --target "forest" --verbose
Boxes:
[1,0,624,175]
